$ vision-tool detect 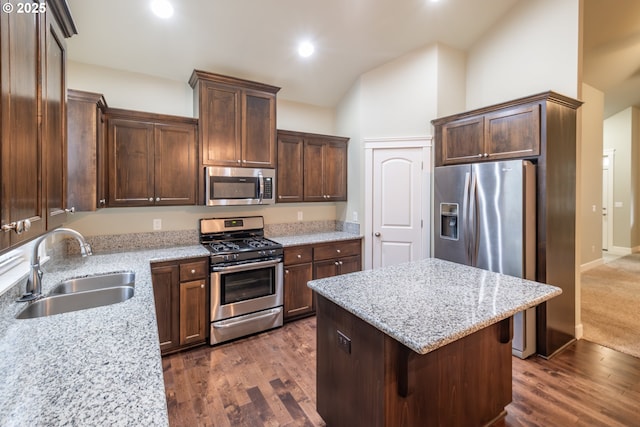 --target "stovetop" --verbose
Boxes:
[199,216,283,264]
